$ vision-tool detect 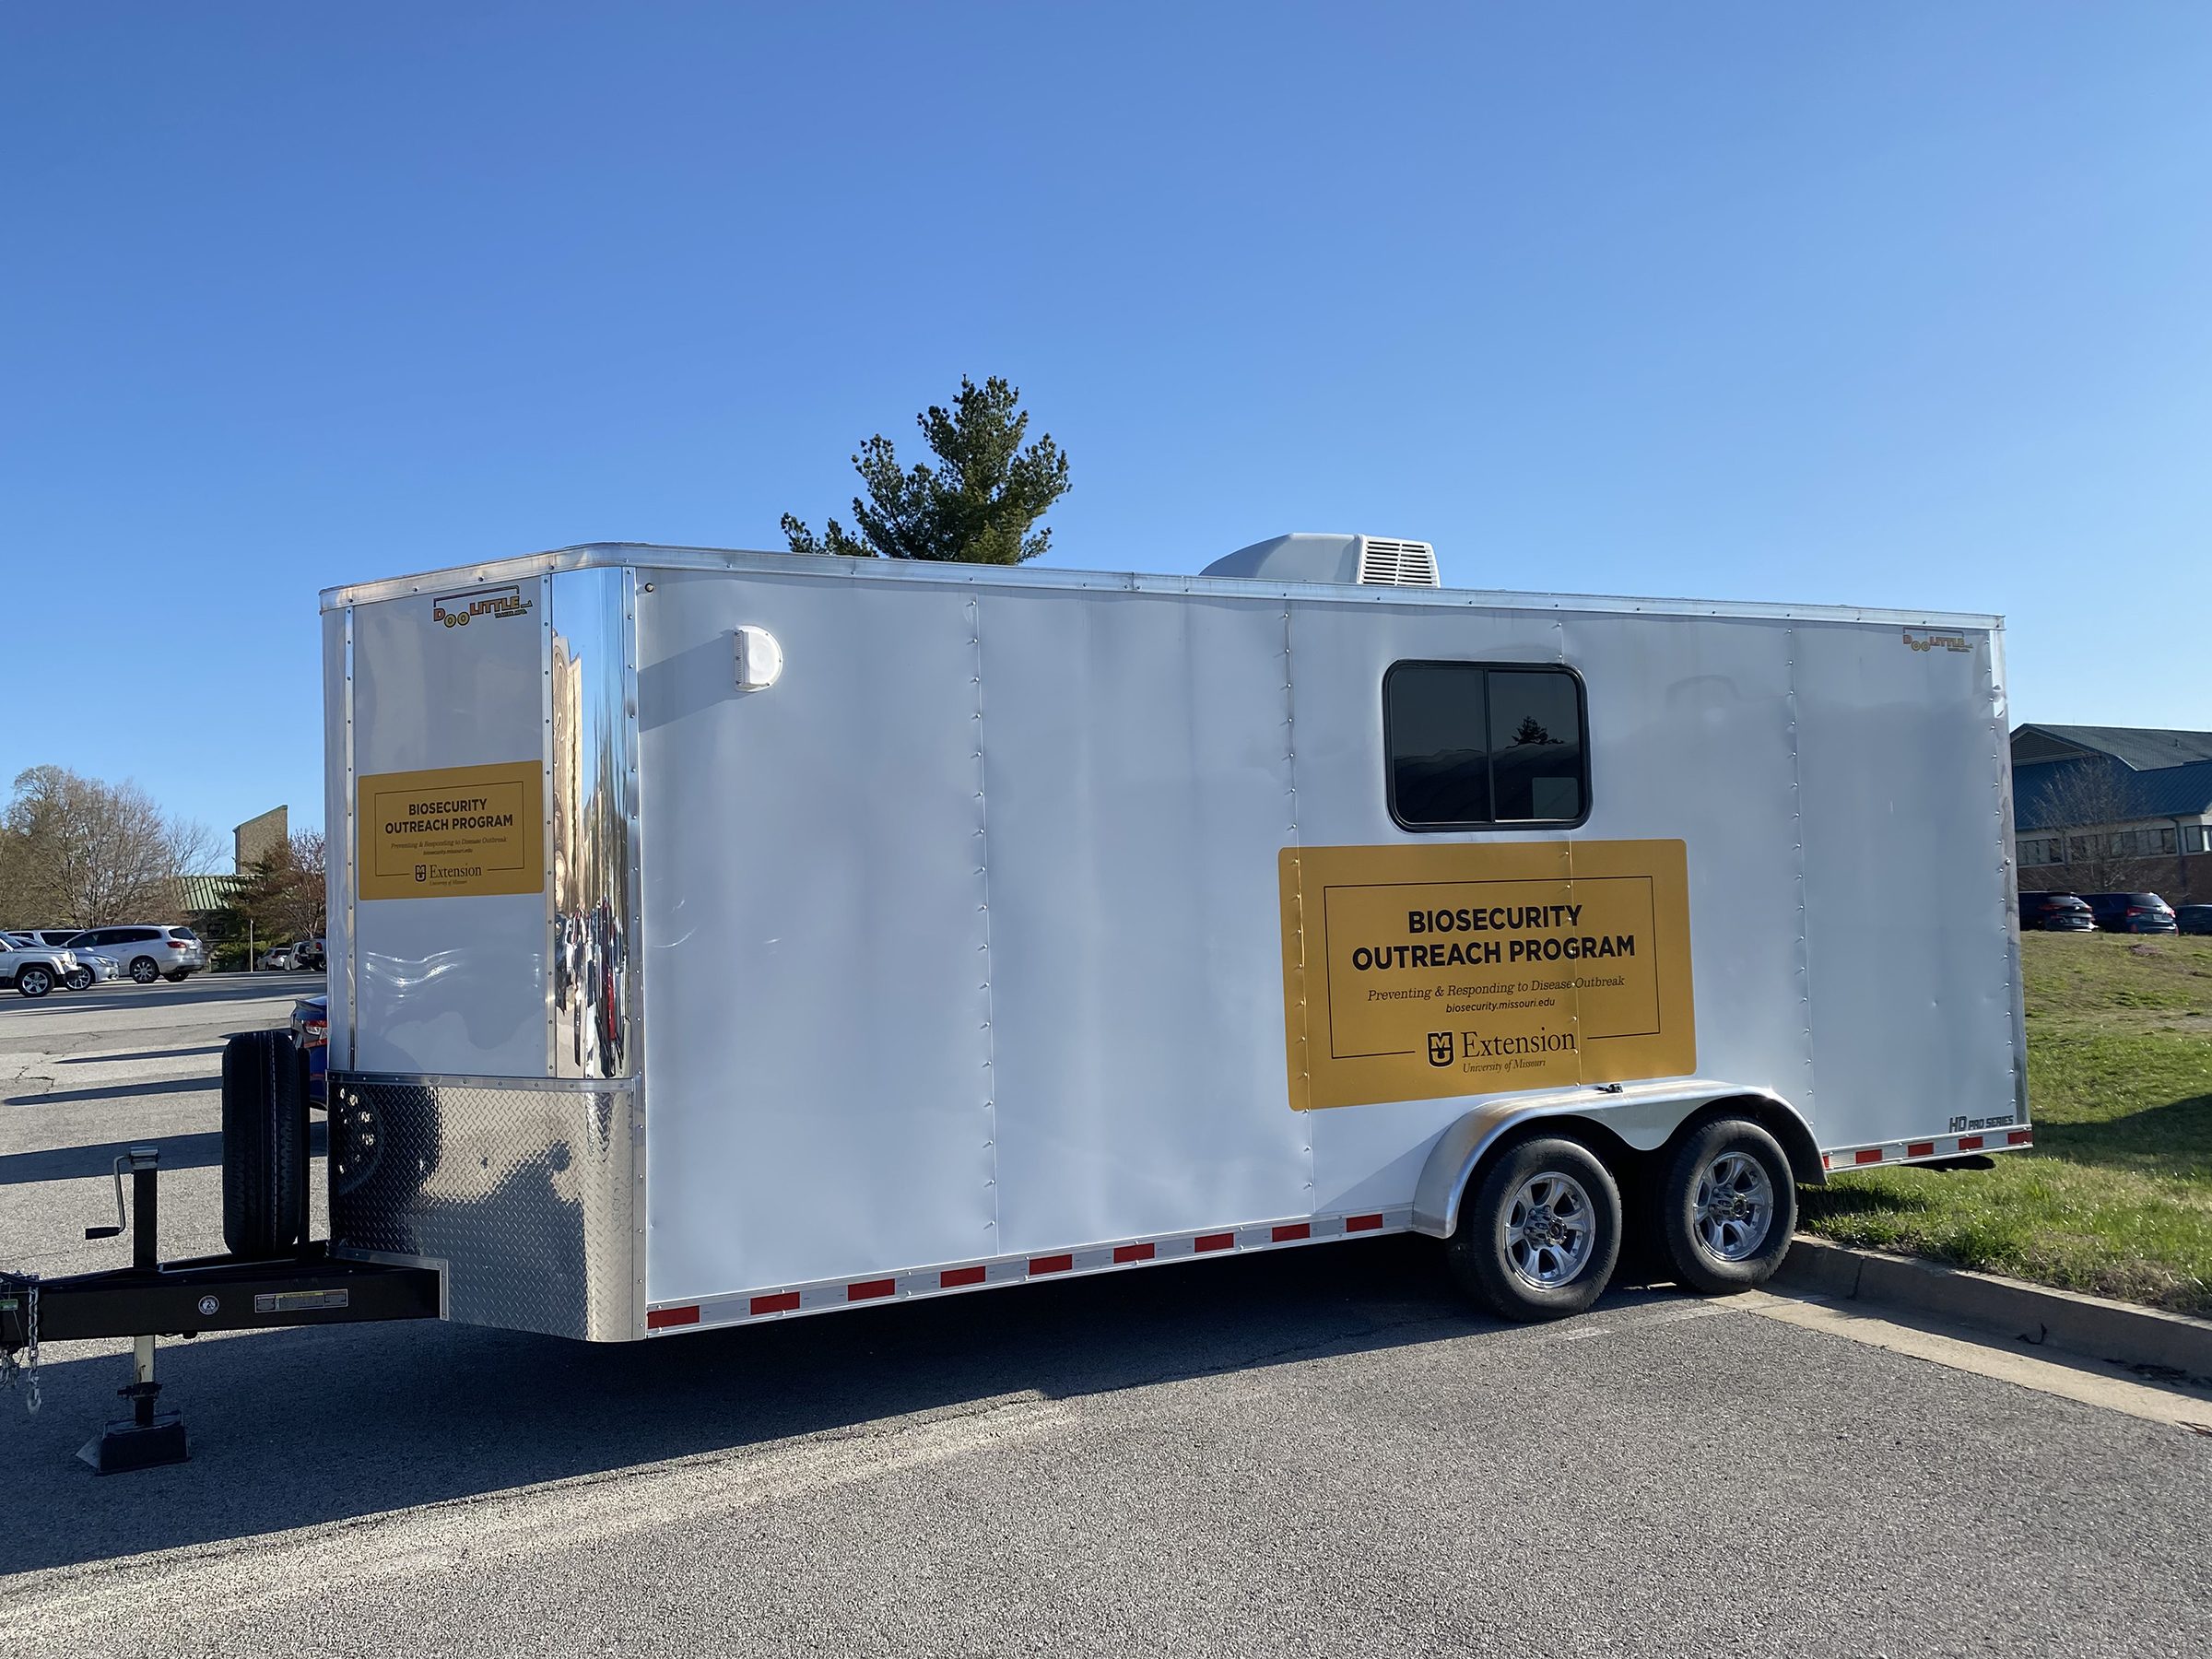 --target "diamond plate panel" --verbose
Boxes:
[331,1077,638,1340]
